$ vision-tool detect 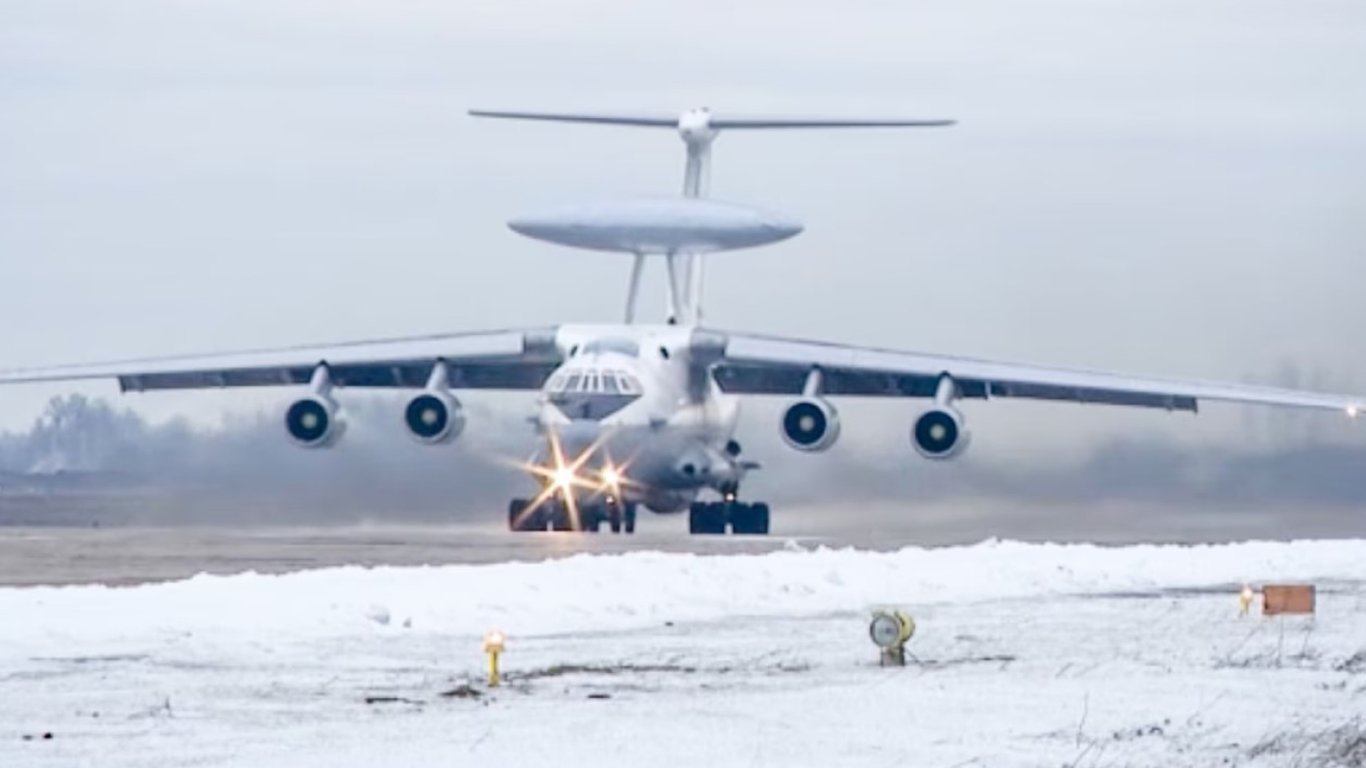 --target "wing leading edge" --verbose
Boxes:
[0,328,563,393]
[708,329,1363,416]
